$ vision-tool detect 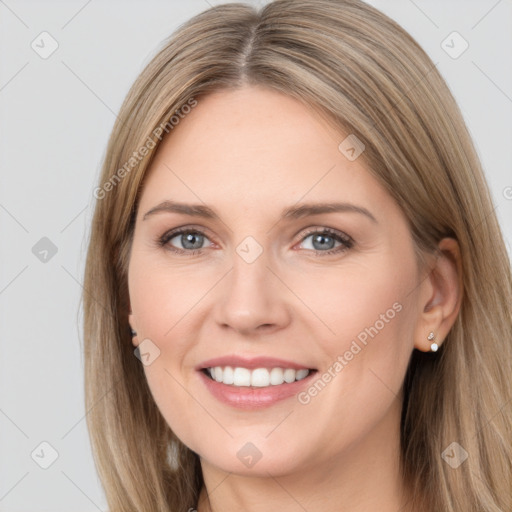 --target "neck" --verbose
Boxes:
[195,397,417,512]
